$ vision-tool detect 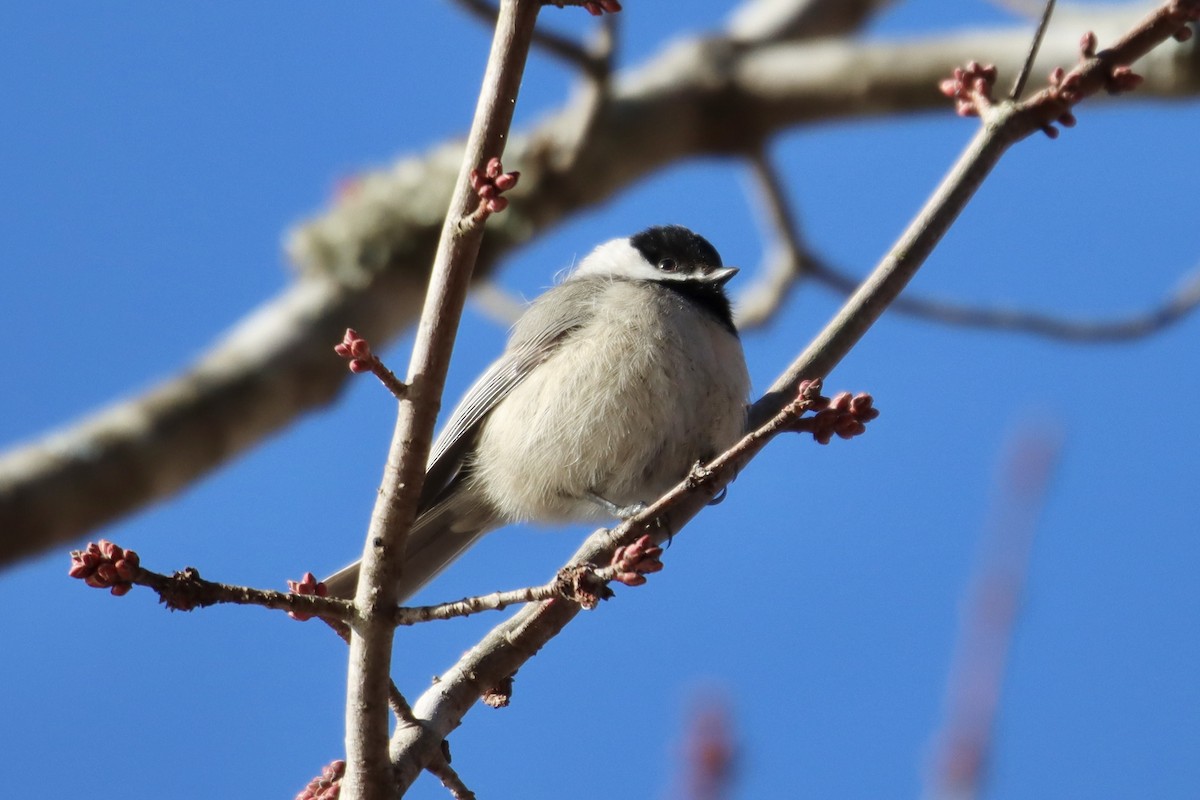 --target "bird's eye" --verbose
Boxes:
[657,258,678,272]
